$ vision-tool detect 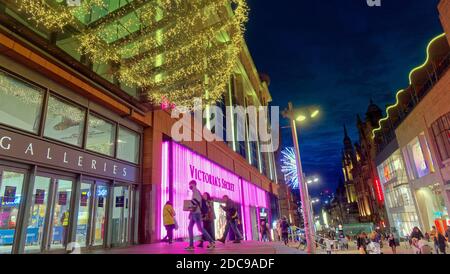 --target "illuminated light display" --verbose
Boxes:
[371,33,446,139]
[280,147,299,189]
[373,178,384,203]
[159,141,268,241]
[16,0,249,109]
